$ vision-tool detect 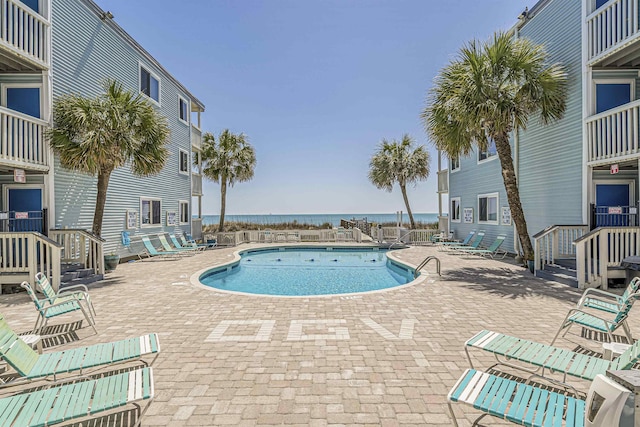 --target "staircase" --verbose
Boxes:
[535,258,578,288]
[60,263,104,289]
